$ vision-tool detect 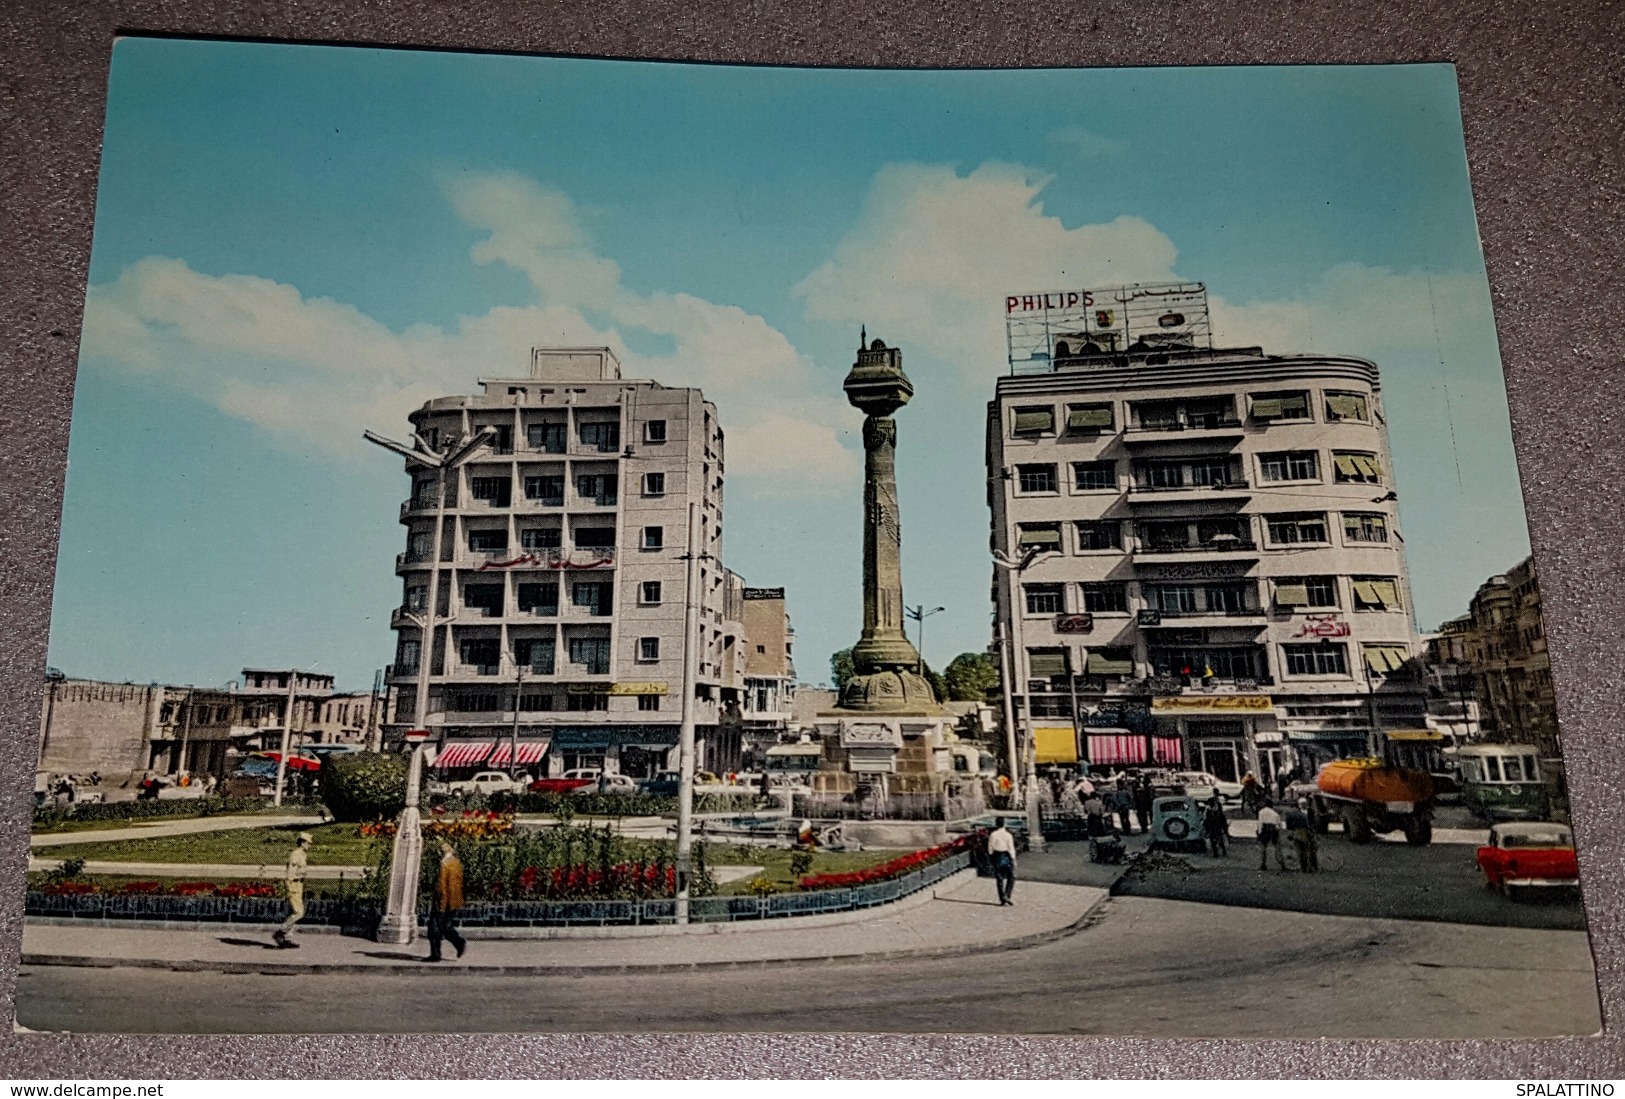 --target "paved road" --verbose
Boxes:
[16,895,1597,1038]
